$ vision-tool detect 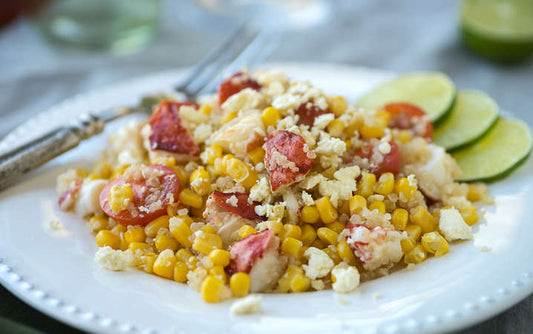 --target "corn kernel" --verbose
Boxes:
[248,146,265,164]
[400,237,416,253]
[230,273,250,298]
[178,189,203,208]
[265,220,284,235]
[137,252,156,274]
[322,167,336,179]
[337,239,357,265]
[128,242,152,253]
[301,206,320,224]
[395,177,416,200]
[315,197,338,224]
[238,225,257,239]
[261,106,281,128]
[327,119,345,137]
[282,237,303,258]
[193,233,223,255]
[349,195,367,215]
[144,215,170,238]
[391,208,409,230]
[190,168,210,196]
[404,245,427,264]
[317,227,339,245]
[421,232,449,257]
[226,158,257,188]
[155,234,180,252]
[124,228,146,244]
[89,215,108,233]
[374,172,395,195]
[310,238,327,249]
[368,200,386,214]
[173,261,189,283]
[283,224,302,240]
[153,249,177,279]
[404,224,423,242]
[95,230,121,249]
[172,166,188,189]
[460,206,478,226]
[175,248,192,261]
[301,224,317,246]
[467,184,486,202]
[213,157,225,176]
[169,217,193,248]
[208,249,231,267]
[201,276,224,303]
[92,162,111,179]
[110,223,127,236]
[108,184,133,212]
[277,265,304,293]
[411,206,436,233]
[326,221,345,234]
[205,144,223,165]
[209,265,227,282]
[360,111,389,139]
[222,111,238,124]
[290,274,311,293]
[327,96,348,117]
[395,130,412,143]
[322,245,342,264]
[356,172,376,198]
